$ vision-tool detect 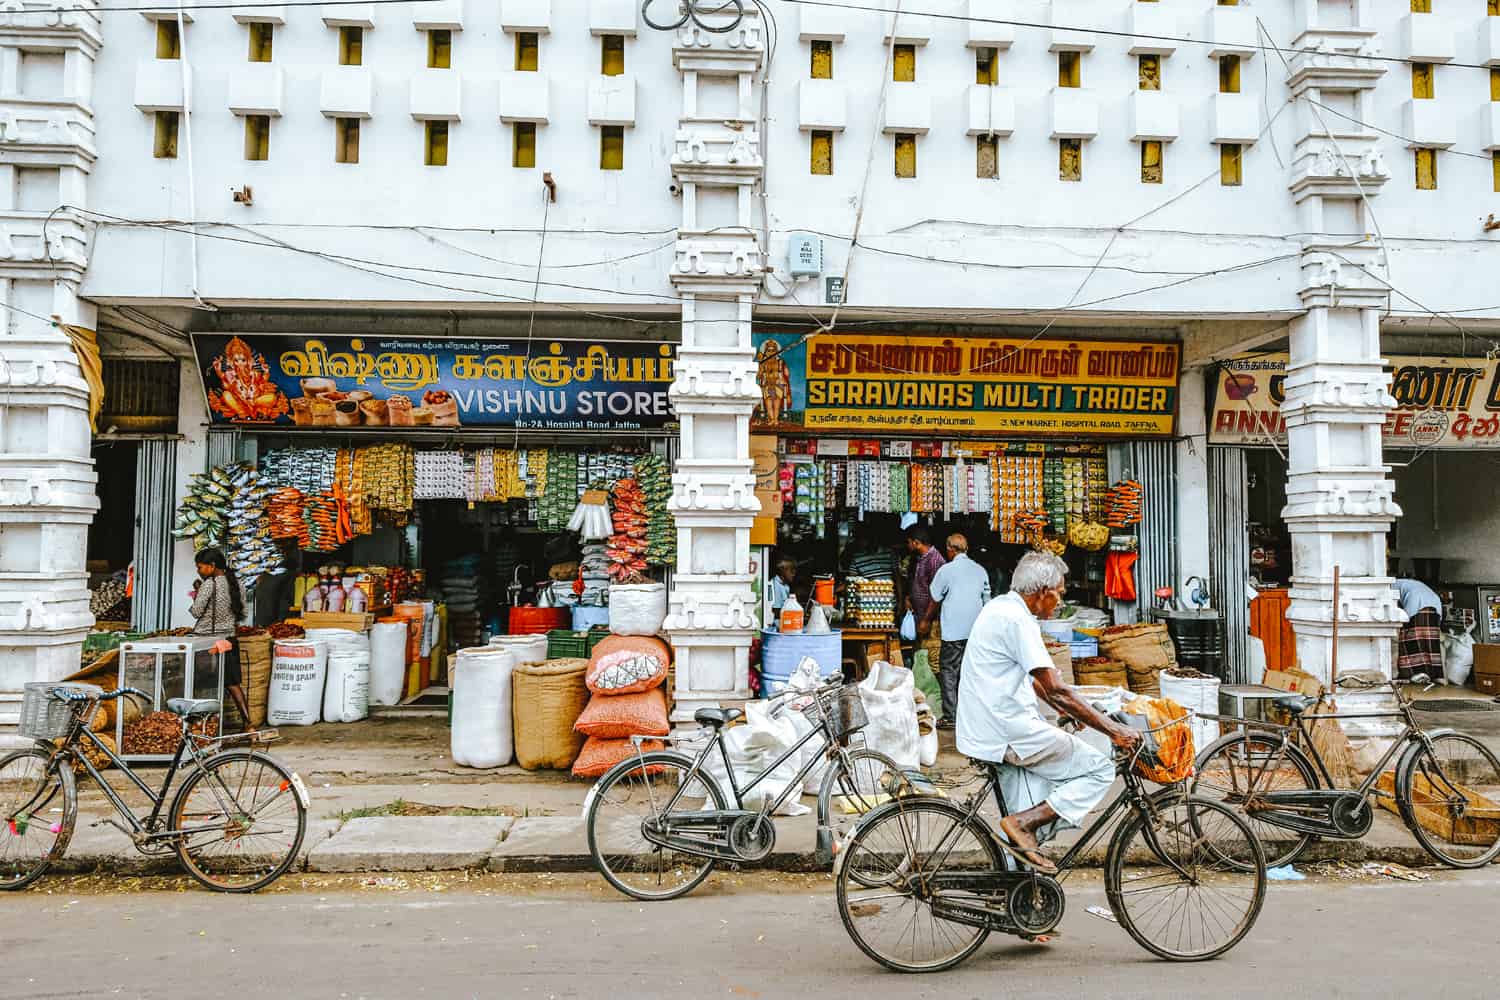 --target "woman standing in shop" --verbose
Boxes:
[191,547,255,731]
